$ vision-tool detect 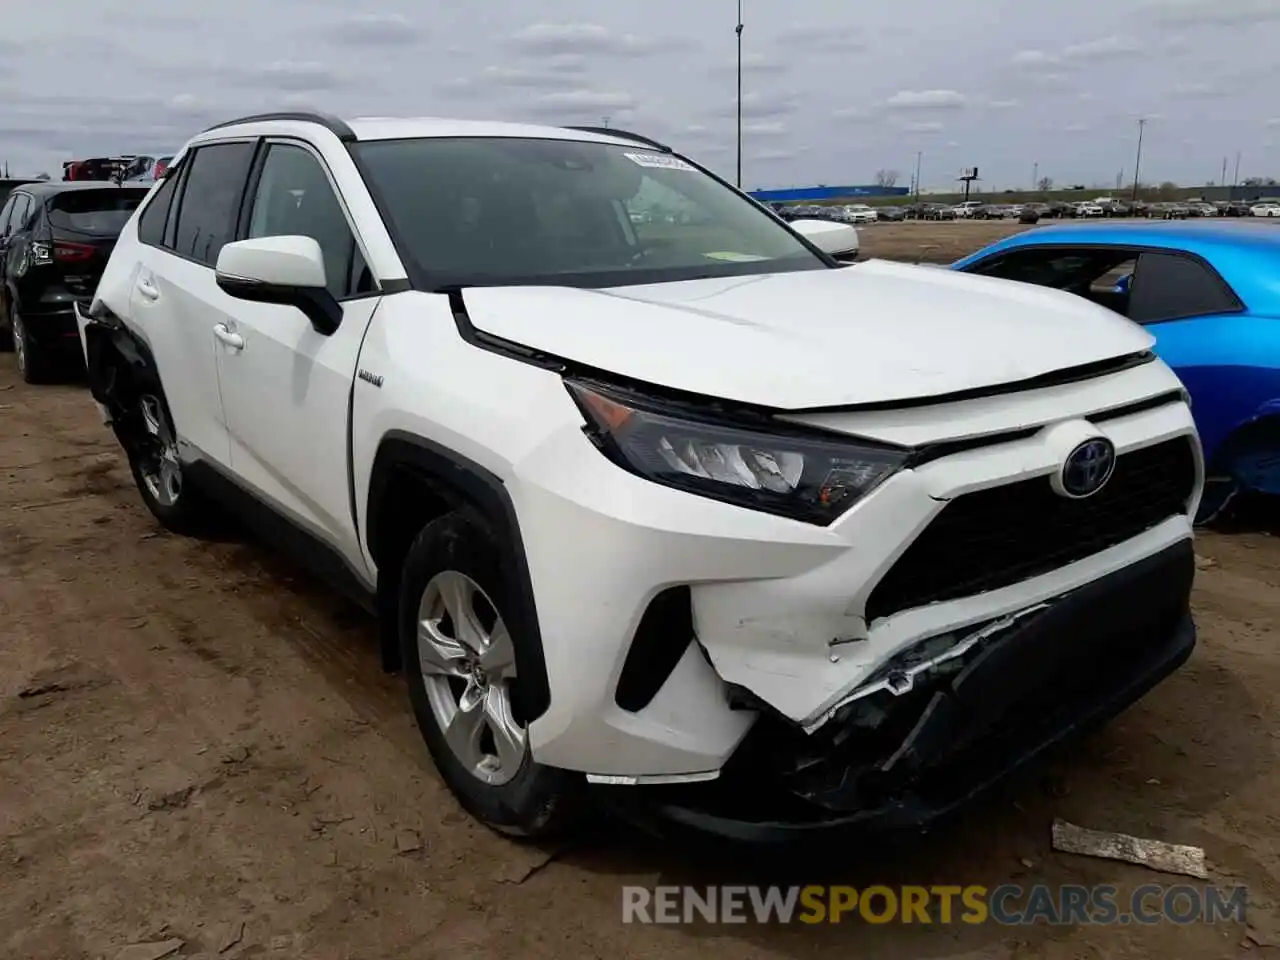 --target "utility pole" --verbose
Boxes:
[1221,156,1228,187]
[1032,161,1038,192]
[914,150,922,201]
[1233,151,1242,187]
[1131,118,1146,203]
[601,116,610,128]
[735,0,744,188]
